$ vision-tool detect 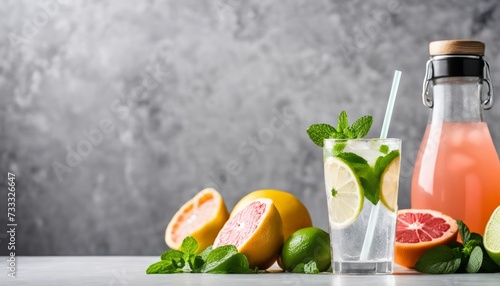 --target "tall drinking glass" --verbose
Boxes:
[323,138,402,274]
